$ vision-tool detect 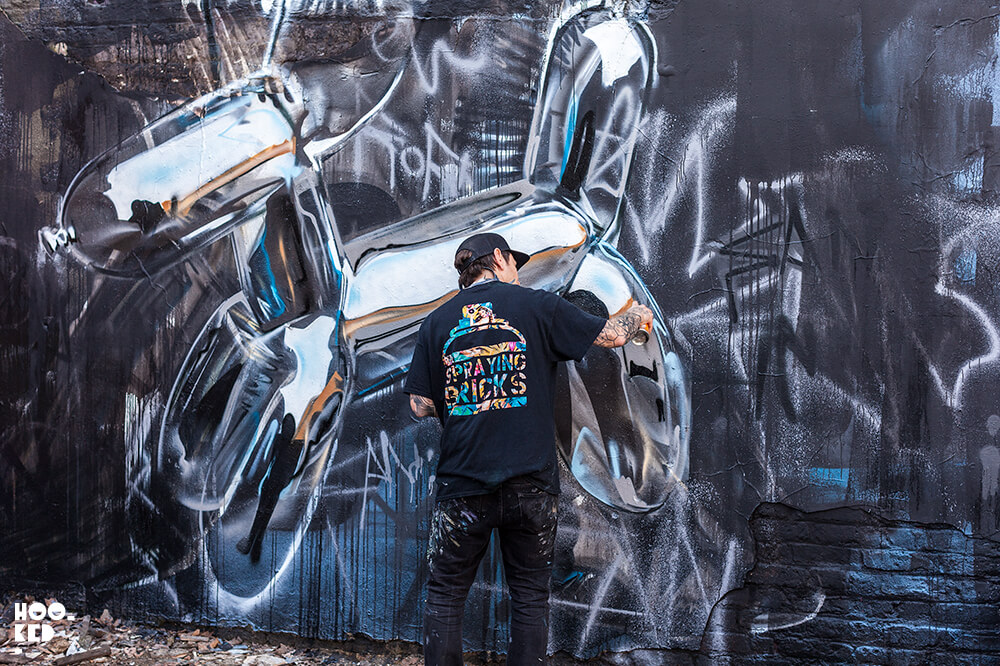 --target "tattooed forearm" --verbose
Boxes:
[409,394,438,418]
[594,312,643,348]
